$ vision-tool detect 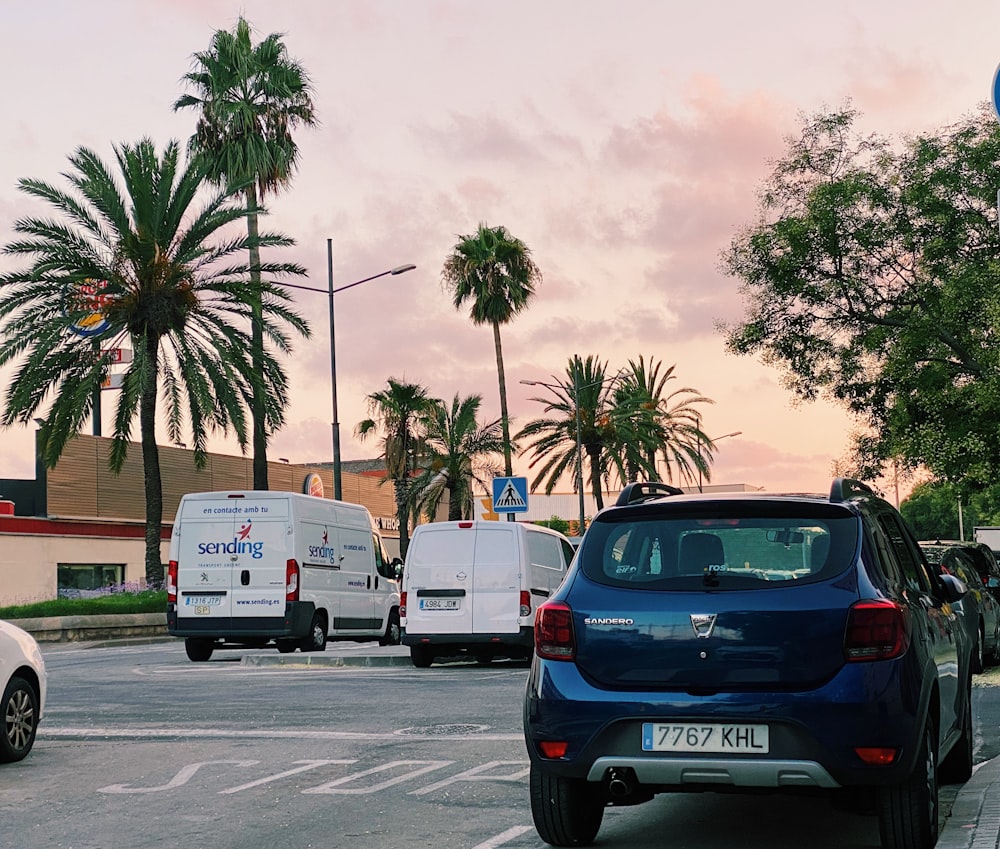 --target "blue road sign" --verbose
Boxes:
[492,476,529,513]
[993,61,1000,124]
